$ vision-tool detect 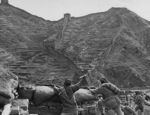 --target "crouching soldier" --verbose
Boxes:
[90,77,124,115]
